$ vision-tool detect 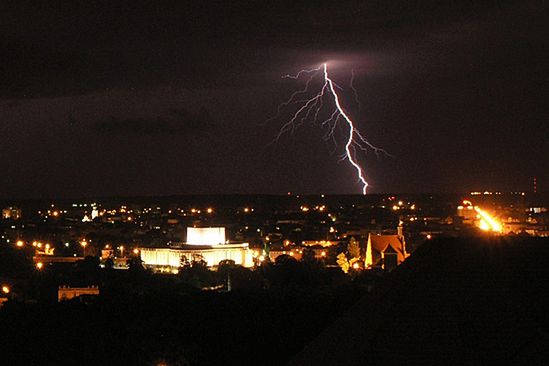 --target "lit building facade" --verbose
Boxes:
[58,286,100,302]
[365,233,408,271]
[2,207,21,220]
[140,227,254,270]
[187,227,226,244]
